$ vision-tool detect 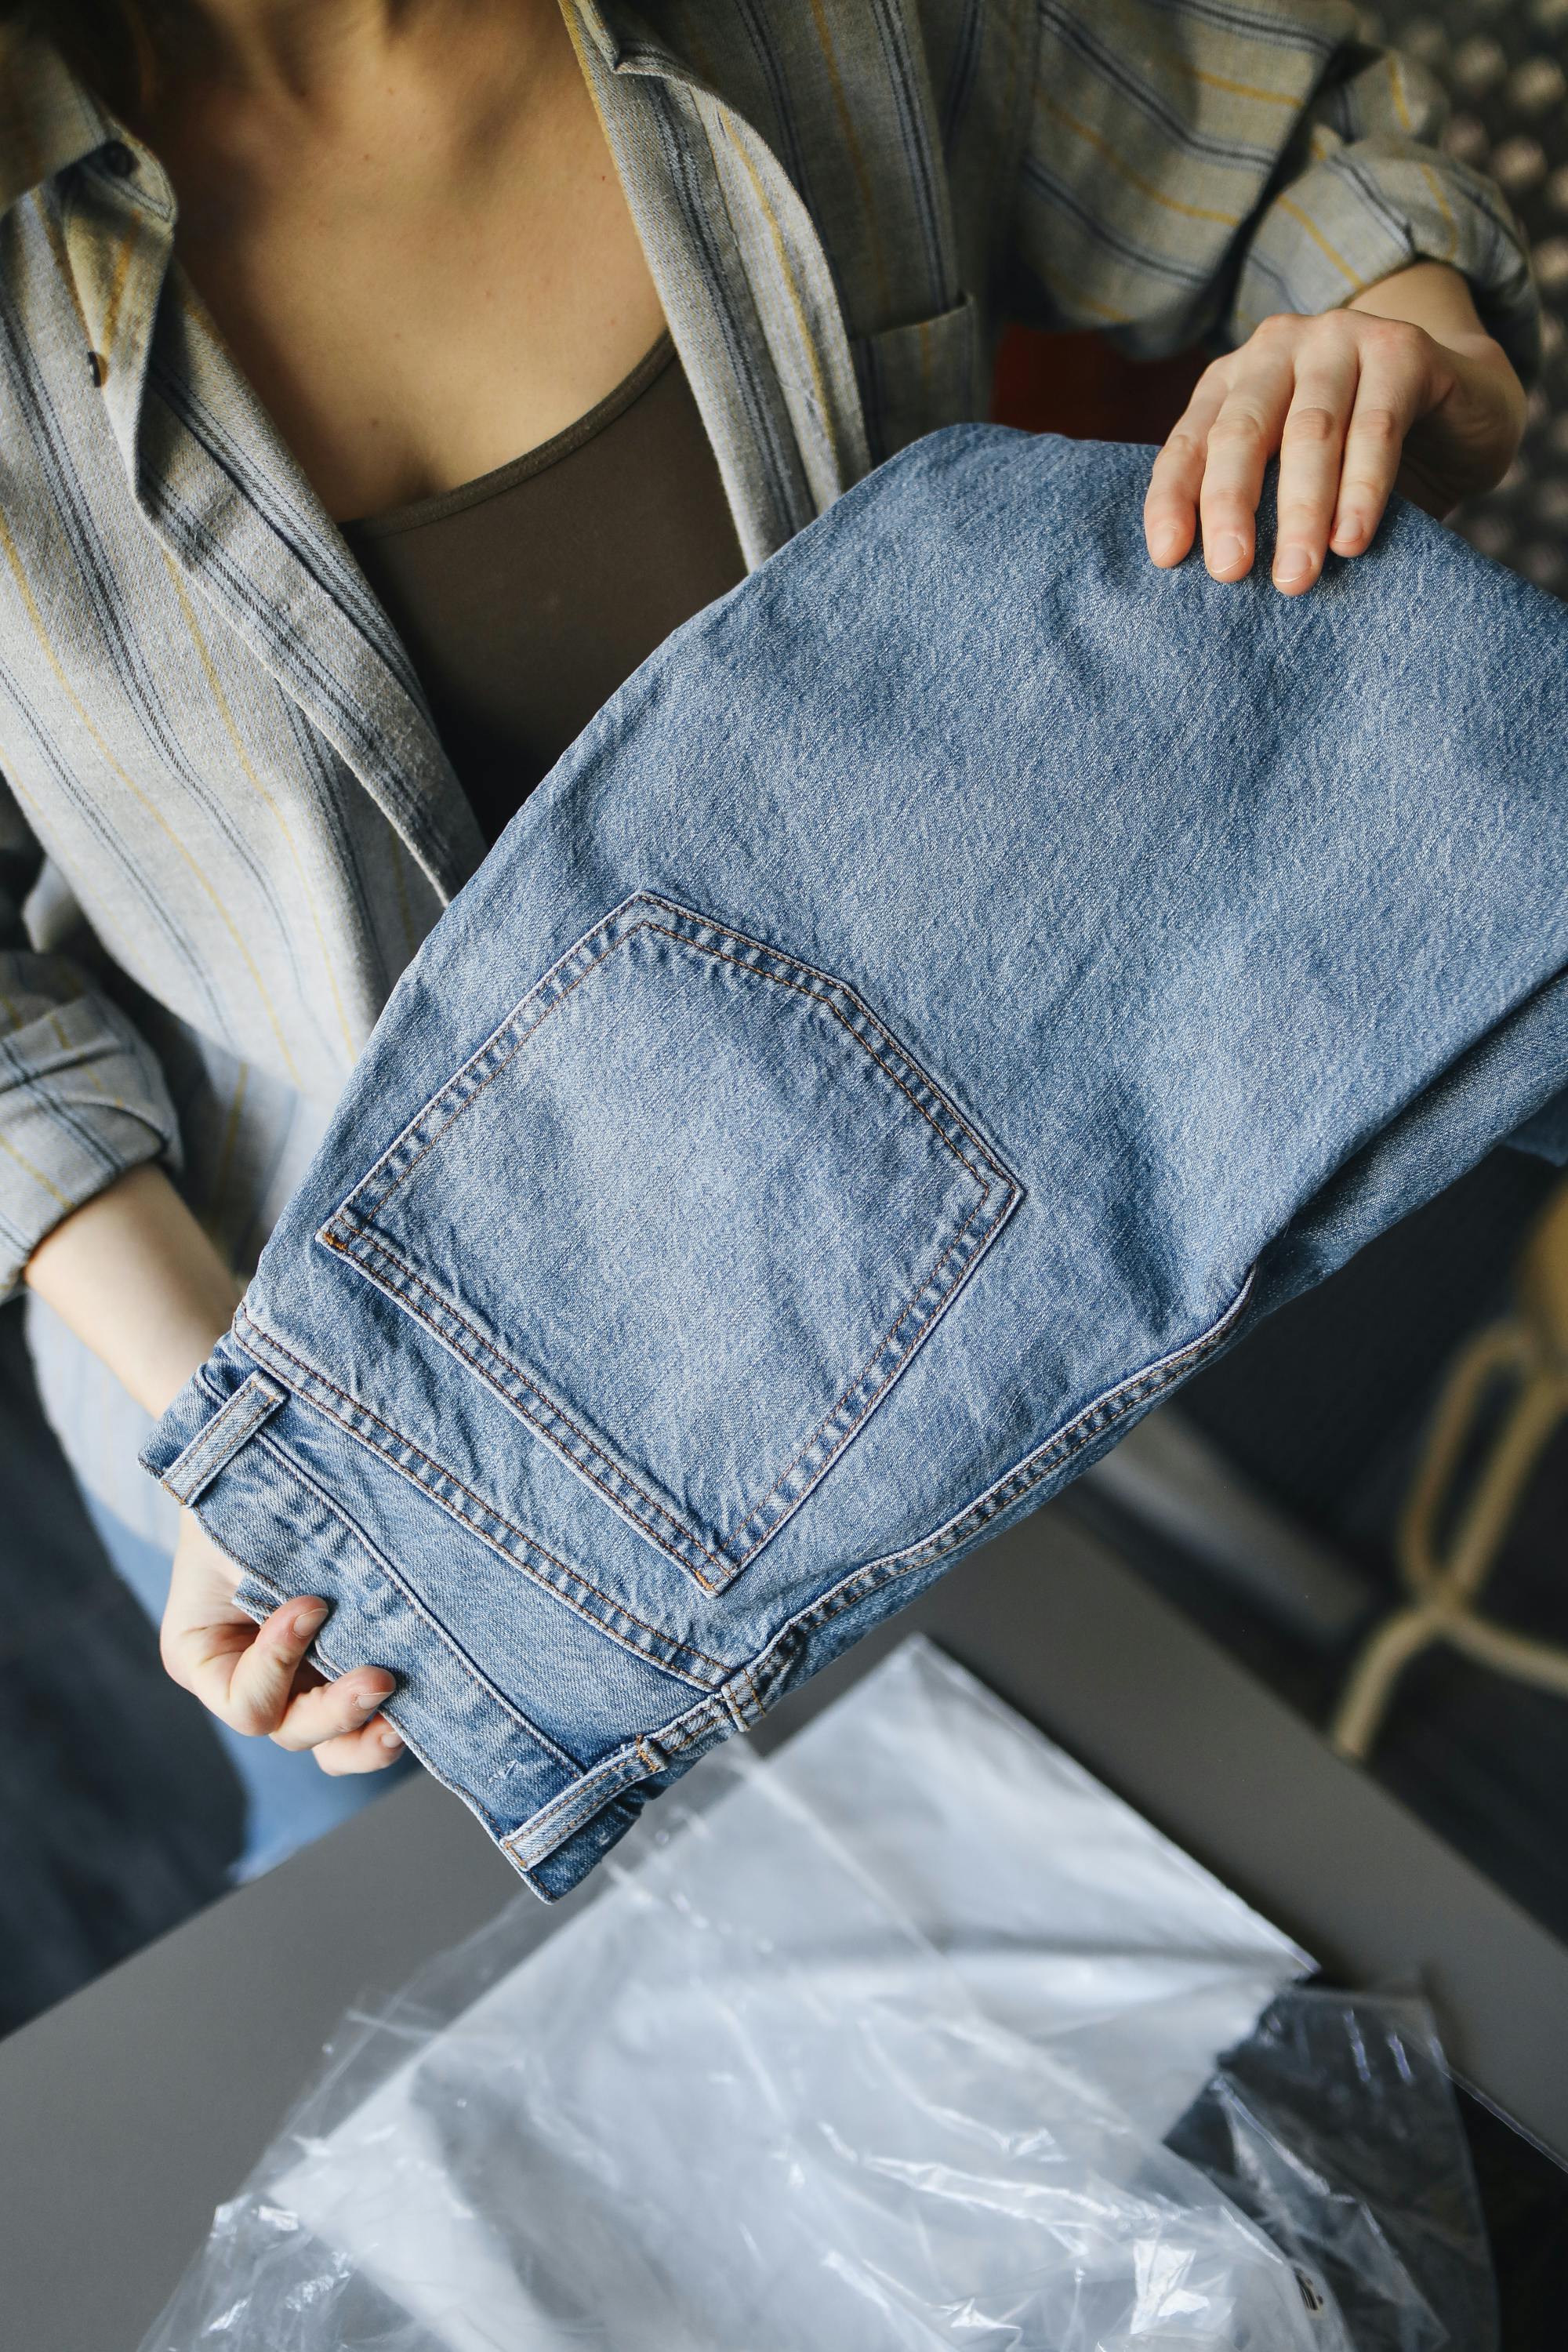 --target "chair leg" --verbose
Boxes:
[1329,1179,1568,1762]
